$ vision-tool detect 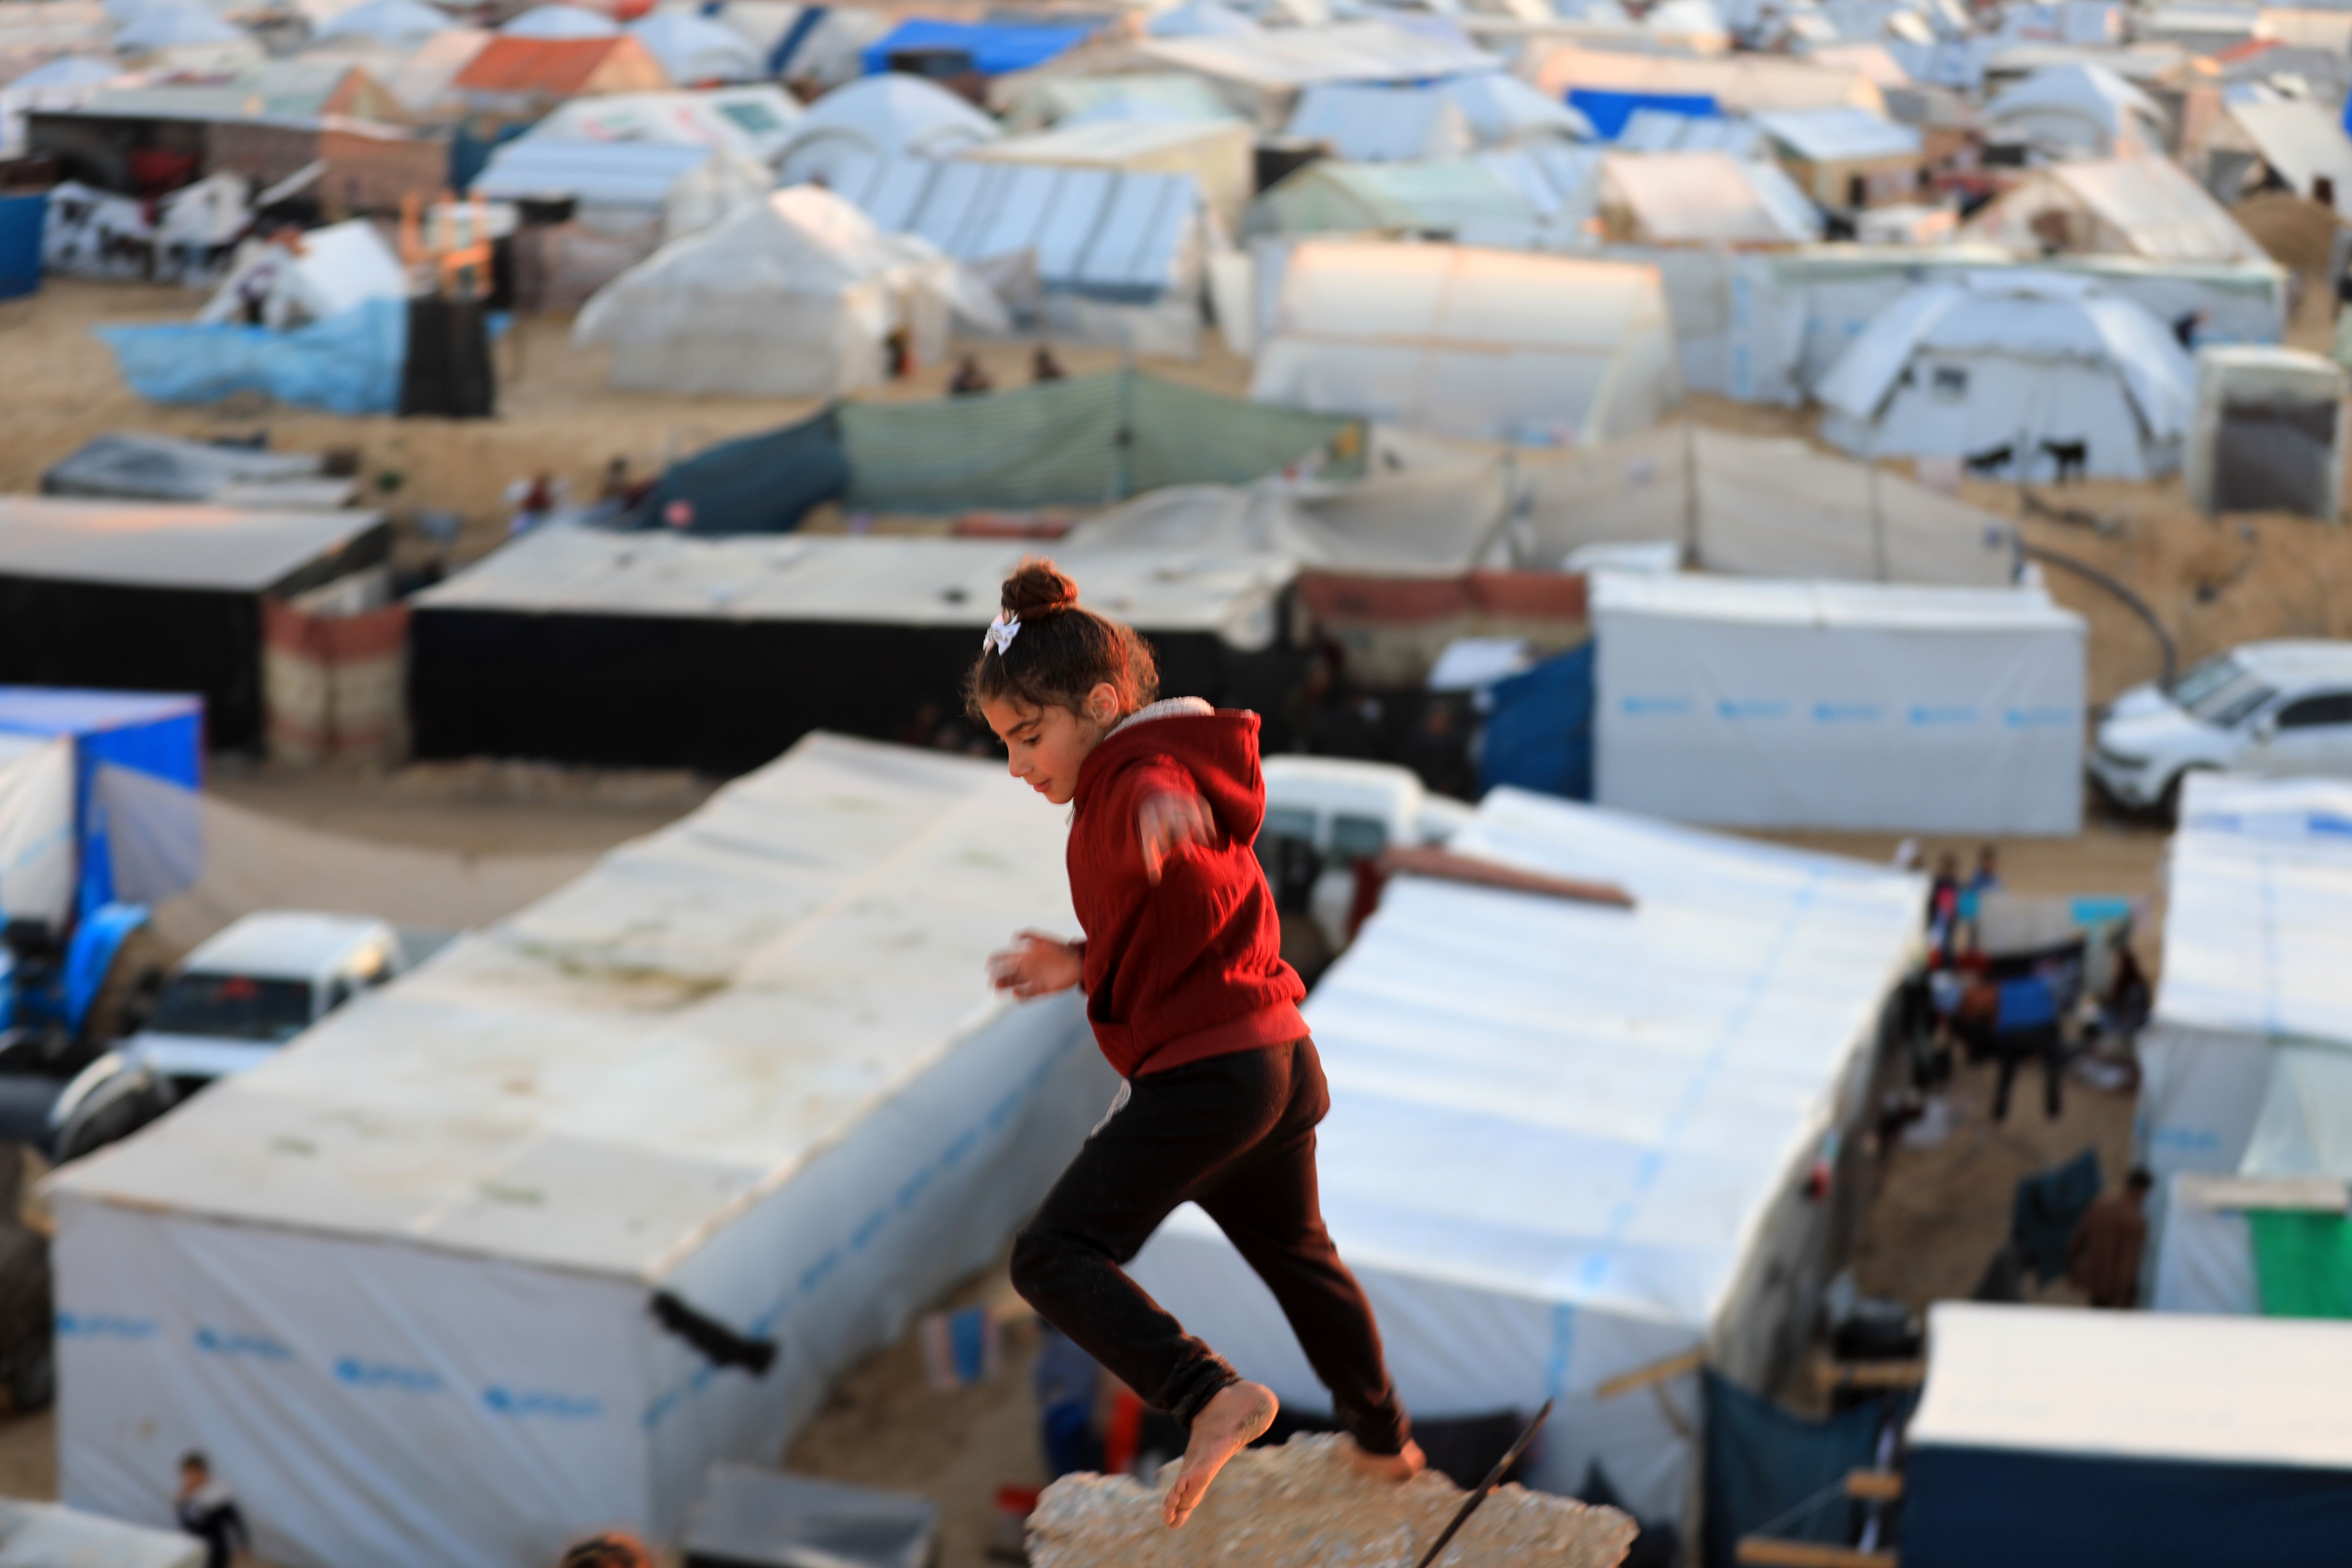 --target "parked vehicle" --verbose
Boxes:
[0,911,171,1165]
[2089,640,2352,817]
[1261,757,1474,953]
